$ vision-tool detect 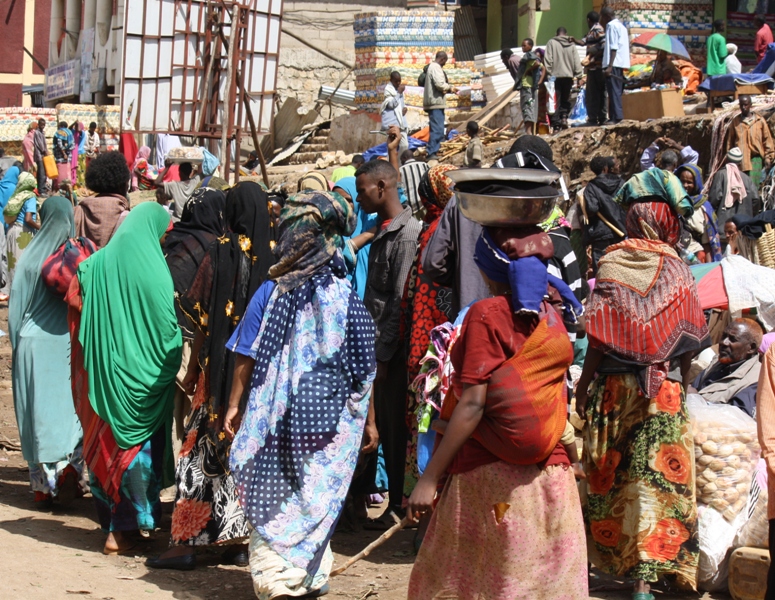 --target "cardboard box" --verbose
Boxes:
[622,88,685,121]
